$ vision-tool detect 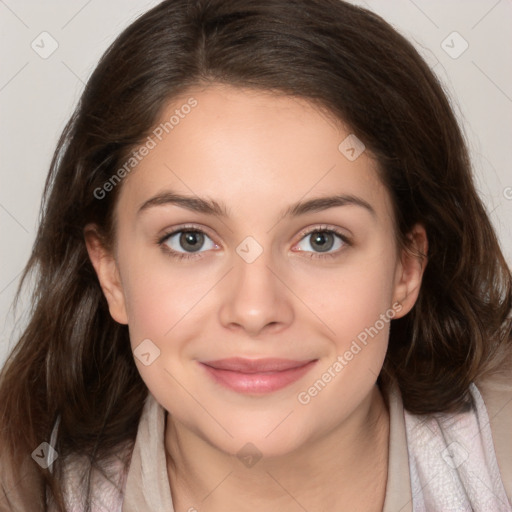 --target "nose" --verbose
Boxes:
[218,248,294,337]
